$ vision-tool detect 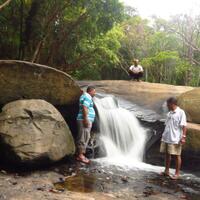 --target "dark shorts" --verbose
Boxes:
[129,71,143,80]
